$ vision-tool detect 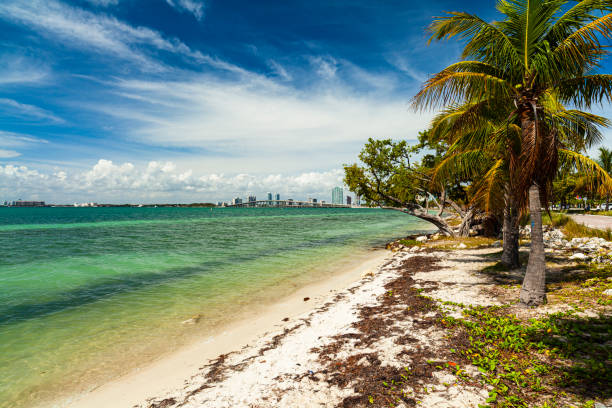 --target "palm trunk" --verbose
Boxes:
[520,184,547,306]
[501,191,520,268]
